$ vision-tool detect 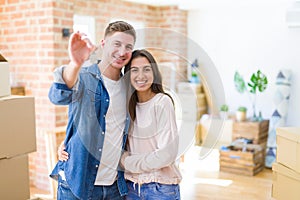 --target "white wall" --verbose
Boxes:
[187,1,300,126]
